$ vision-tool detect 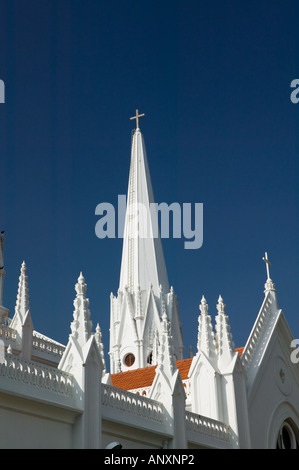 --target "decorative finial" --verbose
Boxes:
[199,295,208,315]
[162,308,168,324]
[10,261,30,332]
[95,322,106,376]
[75,272,87,296]
[197,295,216,358]
[216,295,226,315]
[215,295,235,363]
[71,273,92,344]
[262,252,271,280]
[262,252,276,292]
[130,109,145,130]
[95,323,102,341]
